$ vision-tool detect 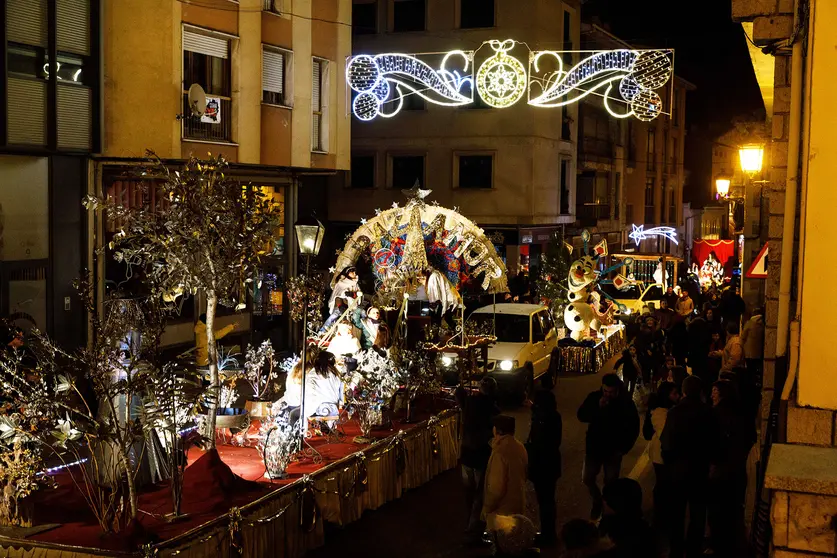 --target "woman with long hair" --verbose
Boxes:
[278,343,319,425]
[303,351,344,422]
